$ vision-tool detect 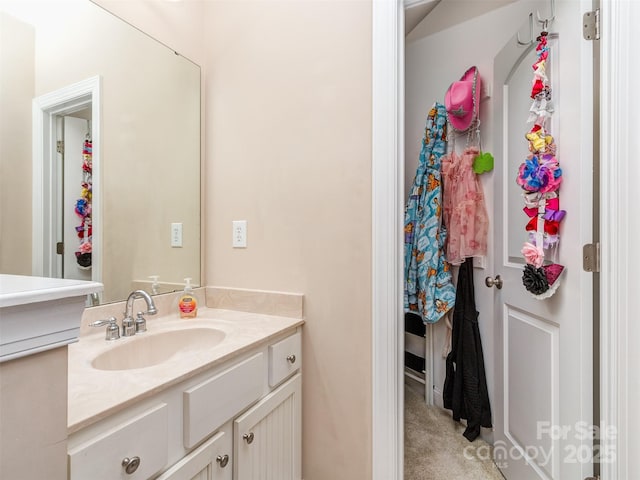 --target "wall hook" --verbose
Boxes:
[517,13,534,46]
[536,0,555,30]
